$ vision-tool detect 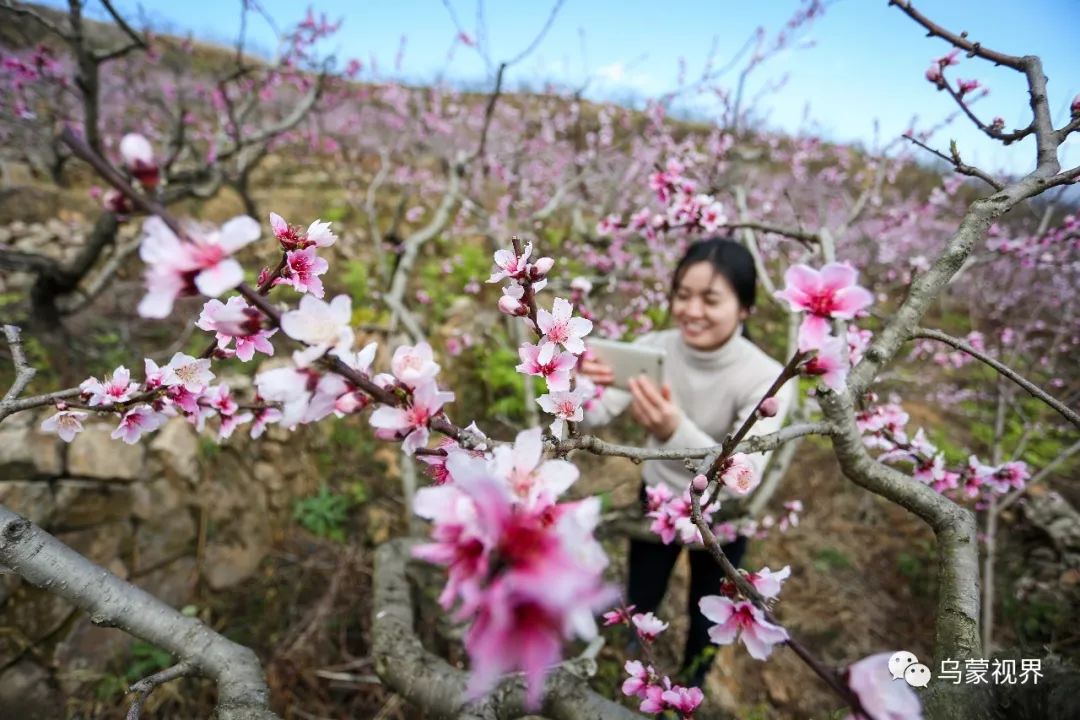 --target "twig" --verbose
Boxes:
[126,661,193,720]
[902,134,1003,191]
[910,327,1080,430]
[2,326,36,405]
